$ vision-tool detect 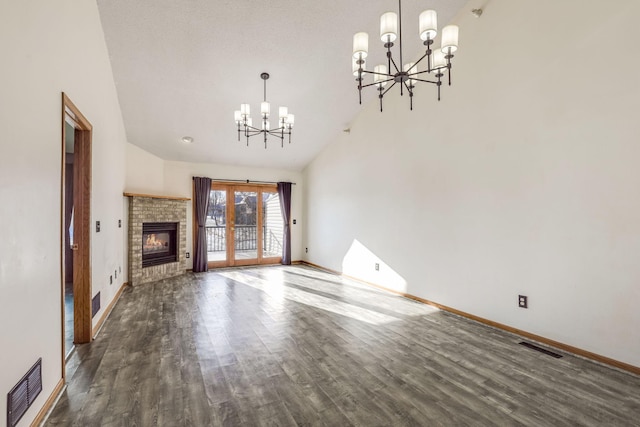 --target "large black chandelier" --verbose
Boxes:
[234,73,295,148]
[352,0,459,111]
